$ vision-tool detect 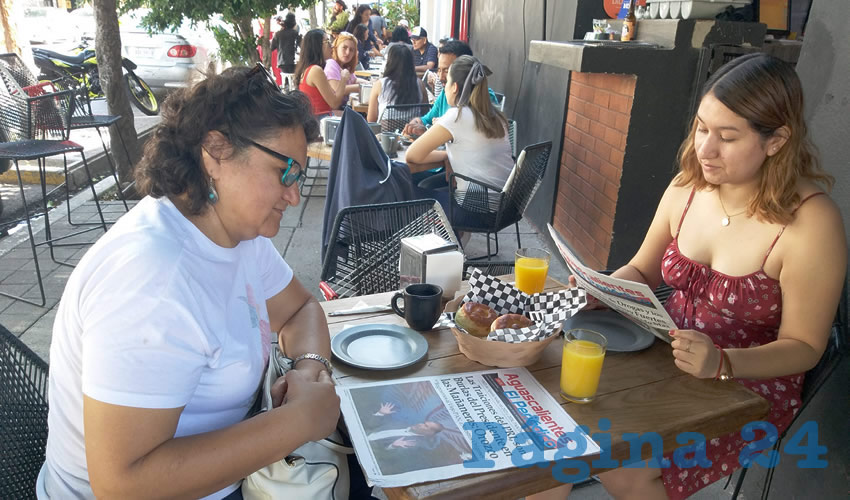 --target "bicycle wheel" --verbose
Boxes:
[123,72,159,115]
